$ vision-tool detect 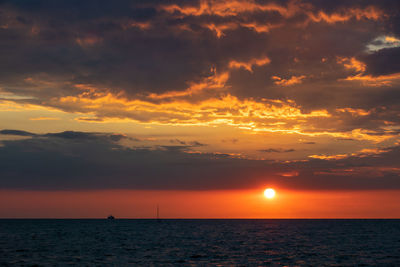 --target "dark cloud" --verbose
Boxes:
[0,129,126,142]
[0,0,396,102]
[158,145,191,152]
[1,129,399,190]
[45,131,127,142]
[0,129,36,136]
[170,139,187,145]
[336,138,356,141]
[170,139,207,147]
[188,141,207,147]
[363,47,400,76]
